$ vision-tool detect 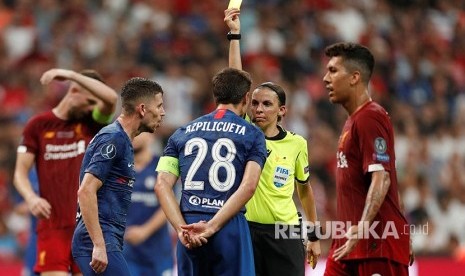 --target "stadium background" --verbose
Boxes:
[1,0,465,275]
